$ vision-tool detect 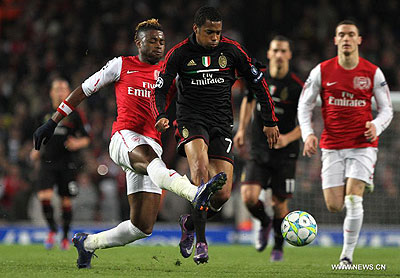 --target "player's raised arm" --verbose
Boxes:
[33,57,122,150]
[152,46,181,132]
